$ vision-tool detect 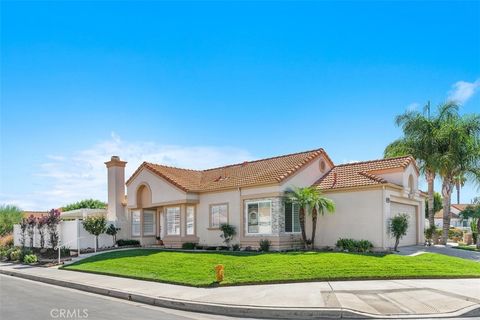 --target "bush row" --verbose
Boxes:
[335,238,373,252]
